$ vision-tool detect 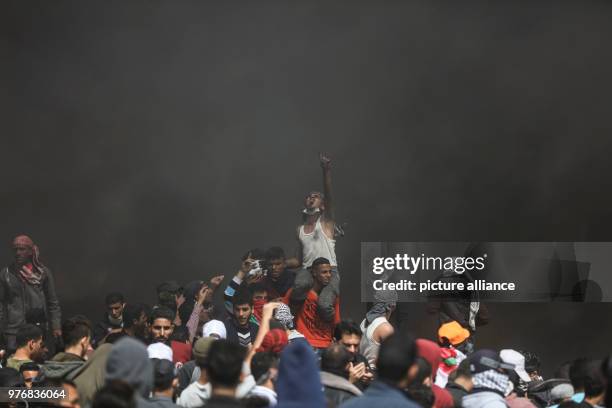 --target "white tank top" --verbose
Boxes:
[299,217,337,267]
[359,316,388,370]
